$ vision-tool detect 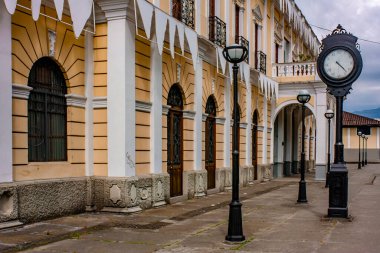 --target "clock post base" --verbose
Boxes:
[328,163,348,218]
